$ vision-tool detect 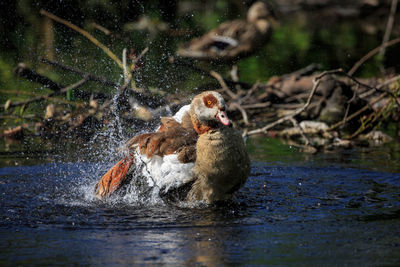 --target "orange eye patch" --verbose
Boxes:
[203,94,218,108]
